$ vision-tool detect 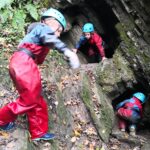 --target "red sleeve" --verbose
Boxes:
[93,33,105,57]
